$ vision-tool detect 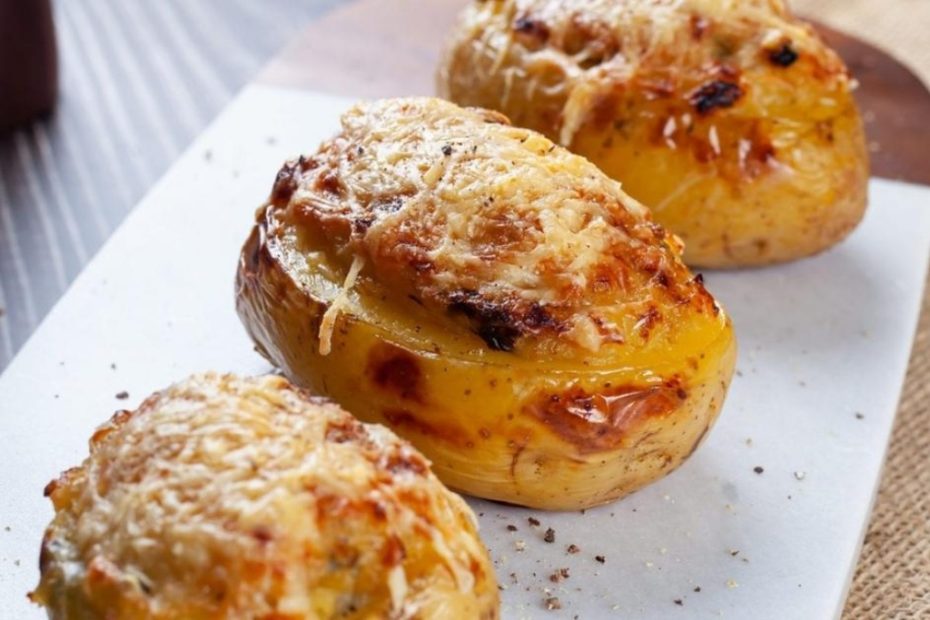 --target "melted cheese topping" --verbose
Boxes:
[31,374,498,619]
[441,0,855,148]
[270,97,707,351]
